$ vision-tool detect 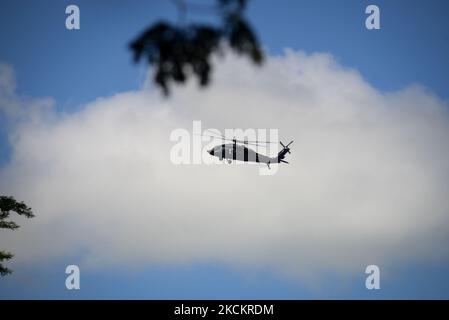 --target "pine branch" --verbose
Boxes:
[0,250,13,277]
[0,220,19,230]
[0,196,34,277]
[0,196,34,221]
